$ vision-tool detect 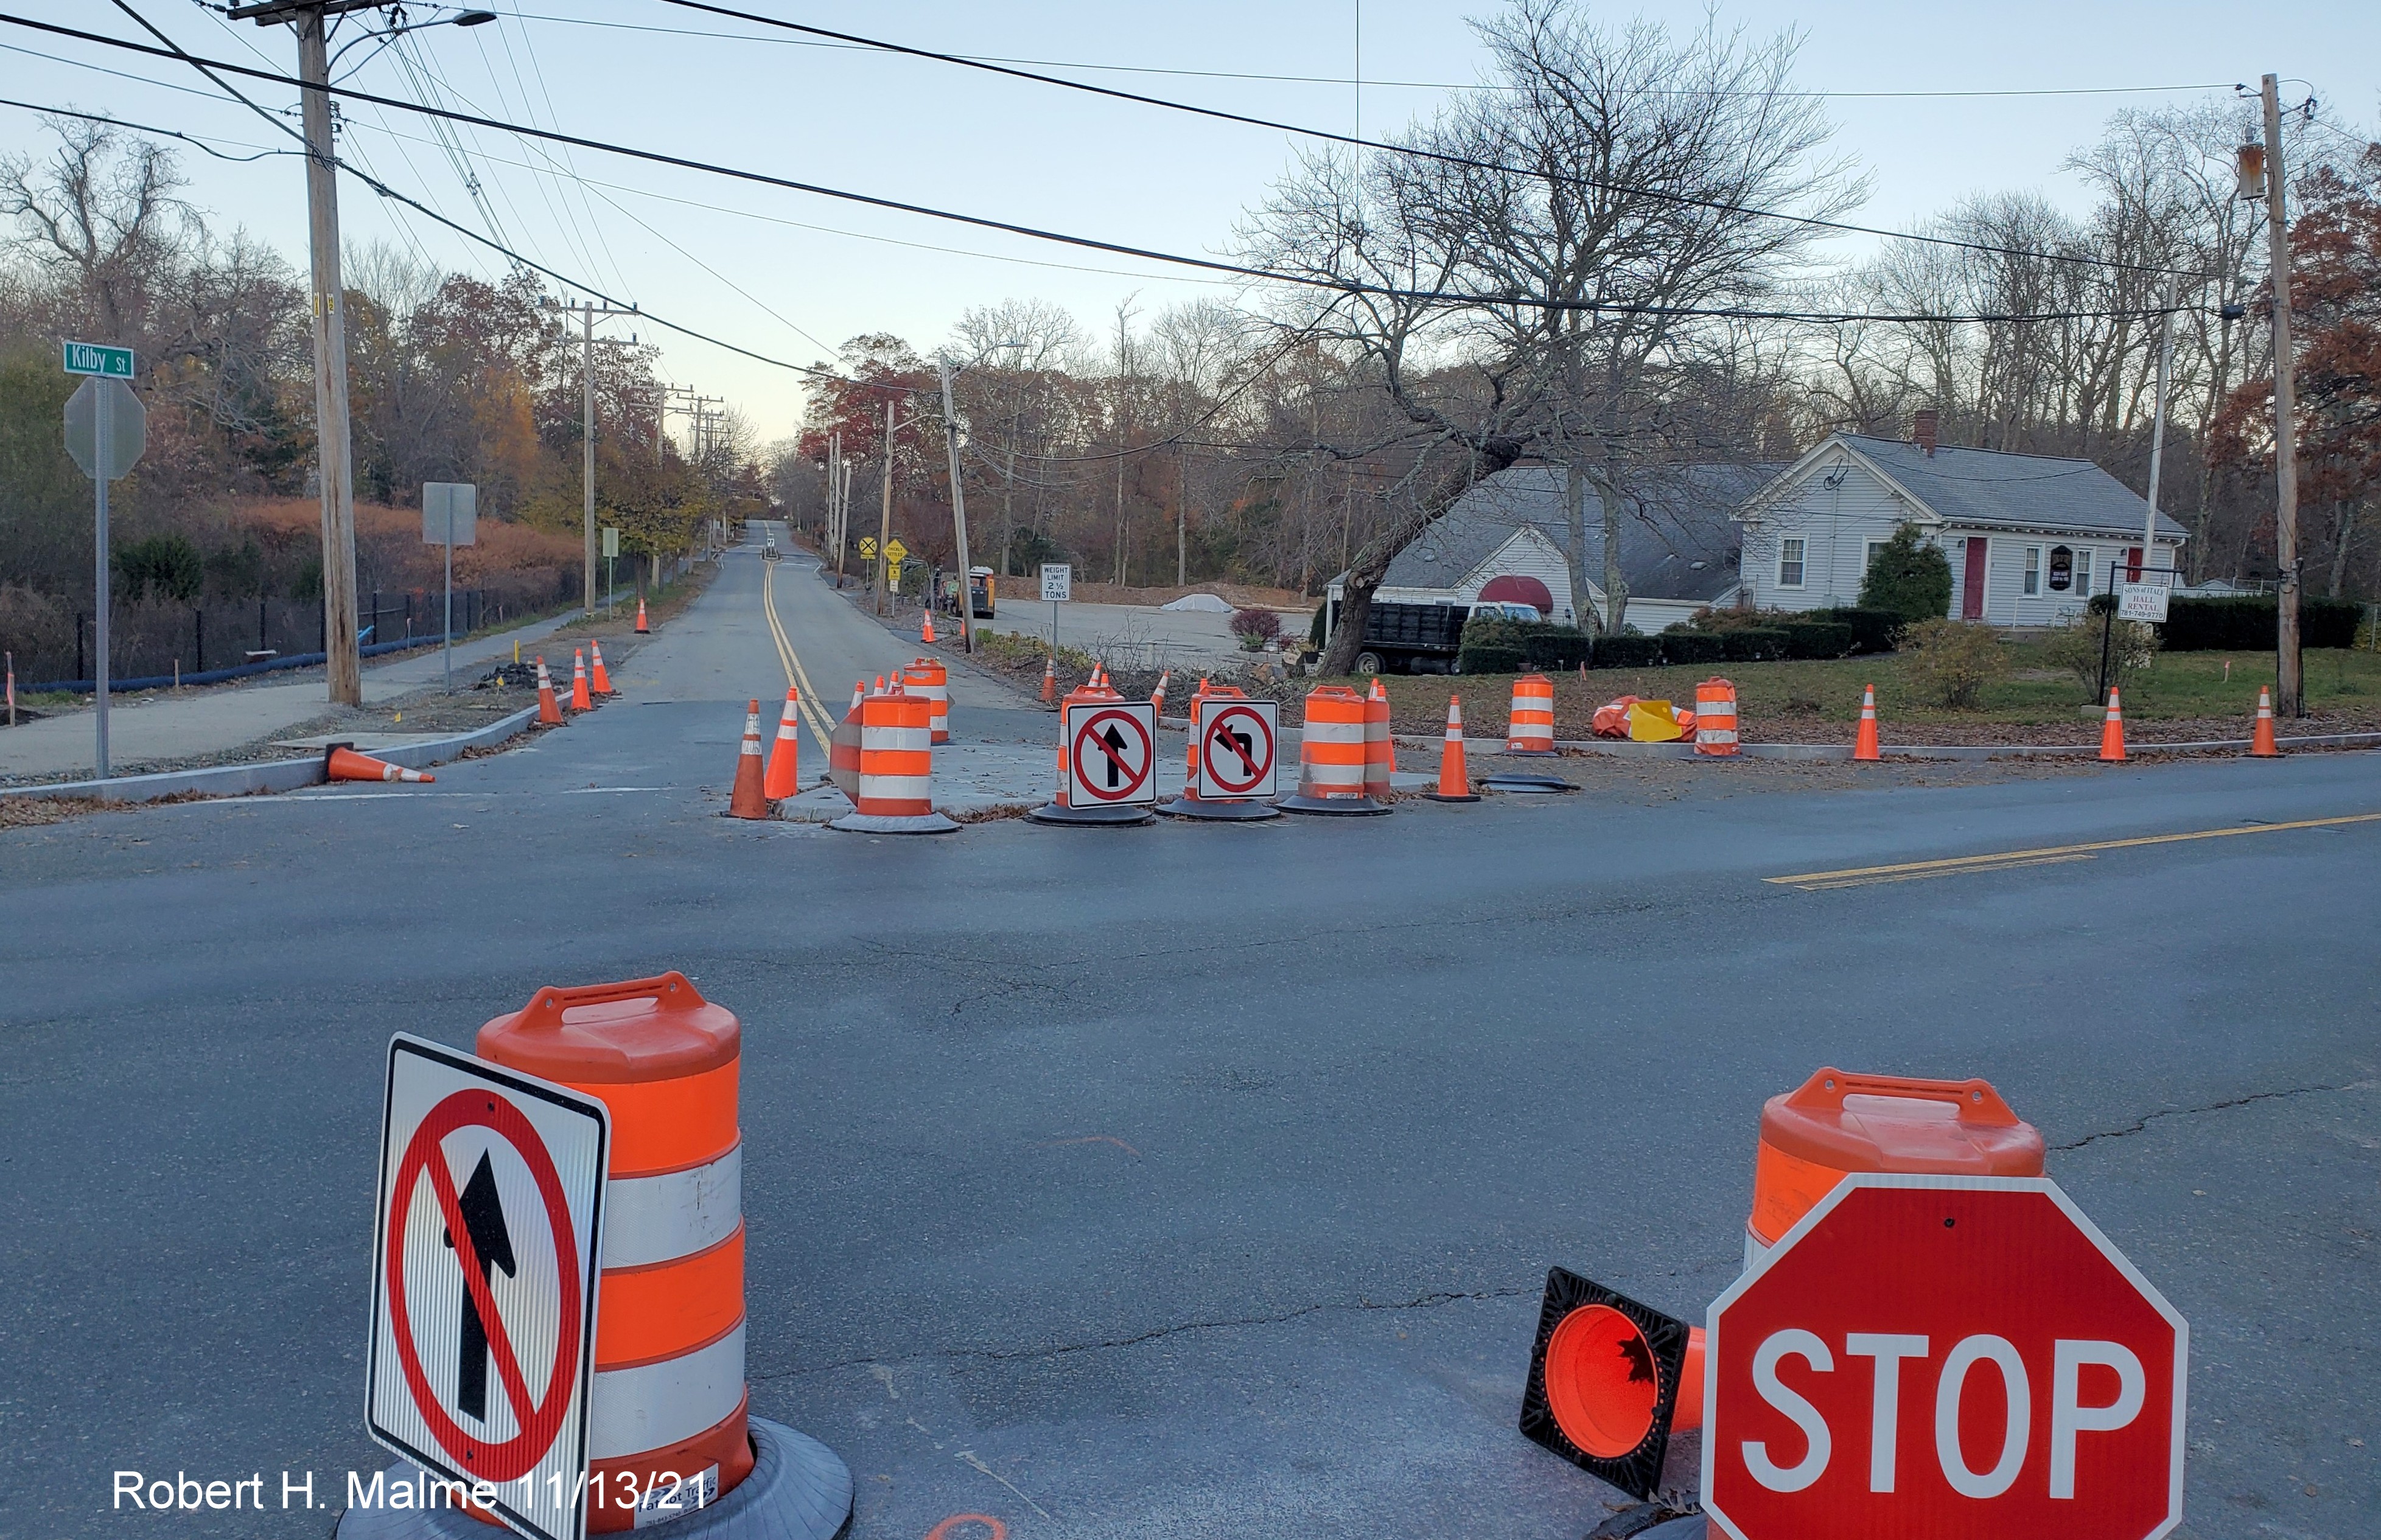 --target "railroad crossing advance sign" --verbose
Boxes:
[1199,698,1279,798]
[1040,562,1072,602]
[1705,1174,2186,1540]
[858,537,878,560]
[368,1035,610,1540]
[1067,699,1157,806]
